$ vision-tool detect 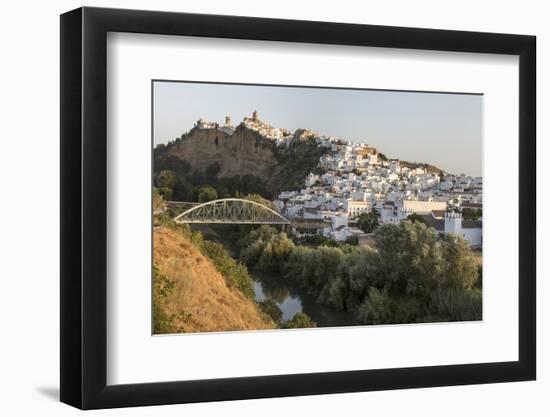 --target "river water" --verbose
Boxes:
[251,269,357,328]
[192,225,357,328]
